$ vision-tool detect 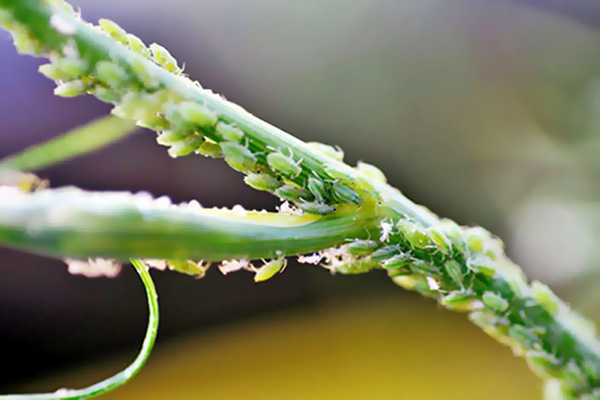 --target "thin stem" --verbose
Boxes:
[0,259,159,399]
[0,115,136,172]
